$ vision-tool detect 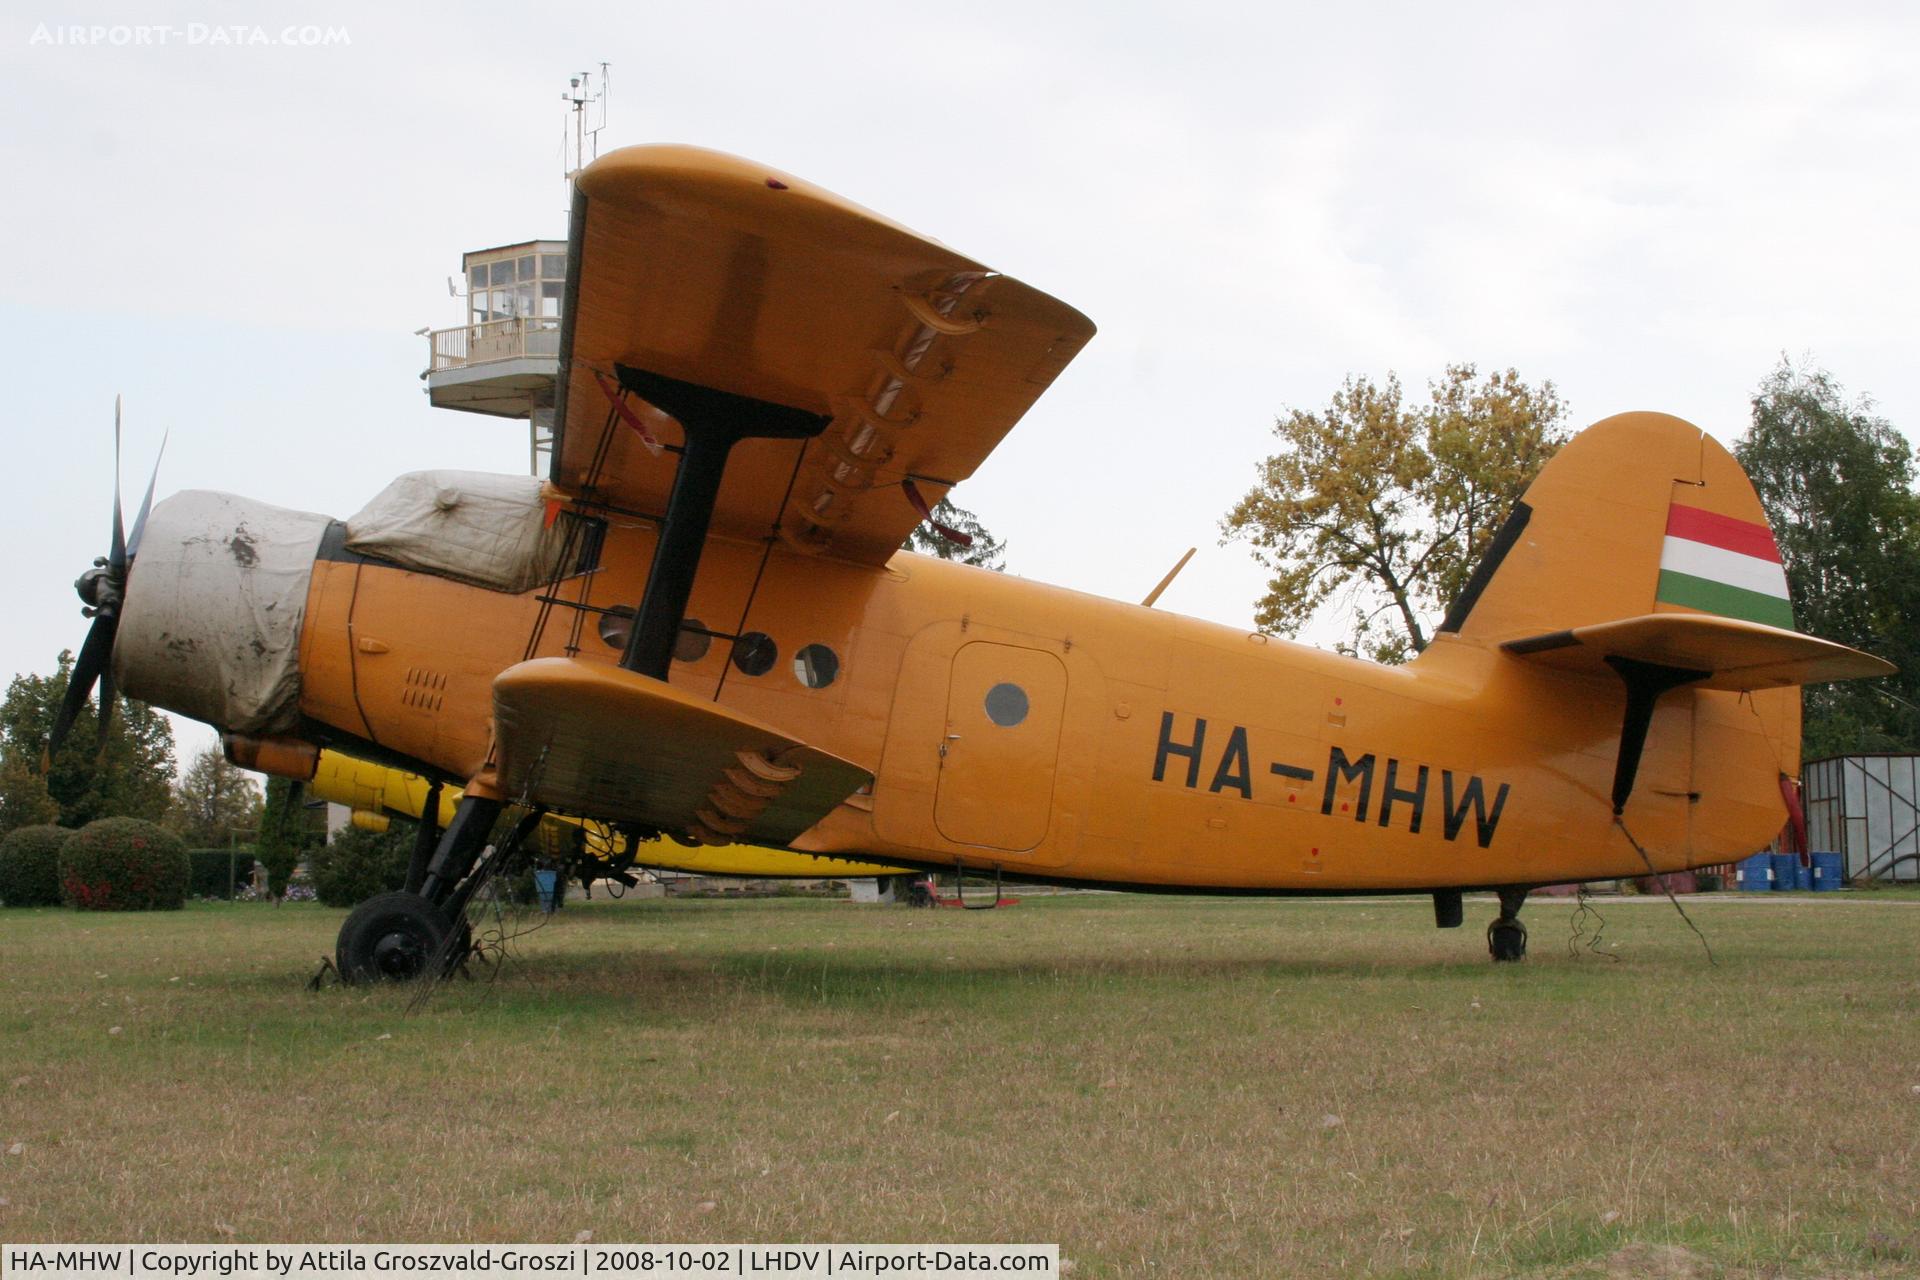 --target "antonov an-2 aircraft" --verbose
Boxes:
[49,145,1891,980]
